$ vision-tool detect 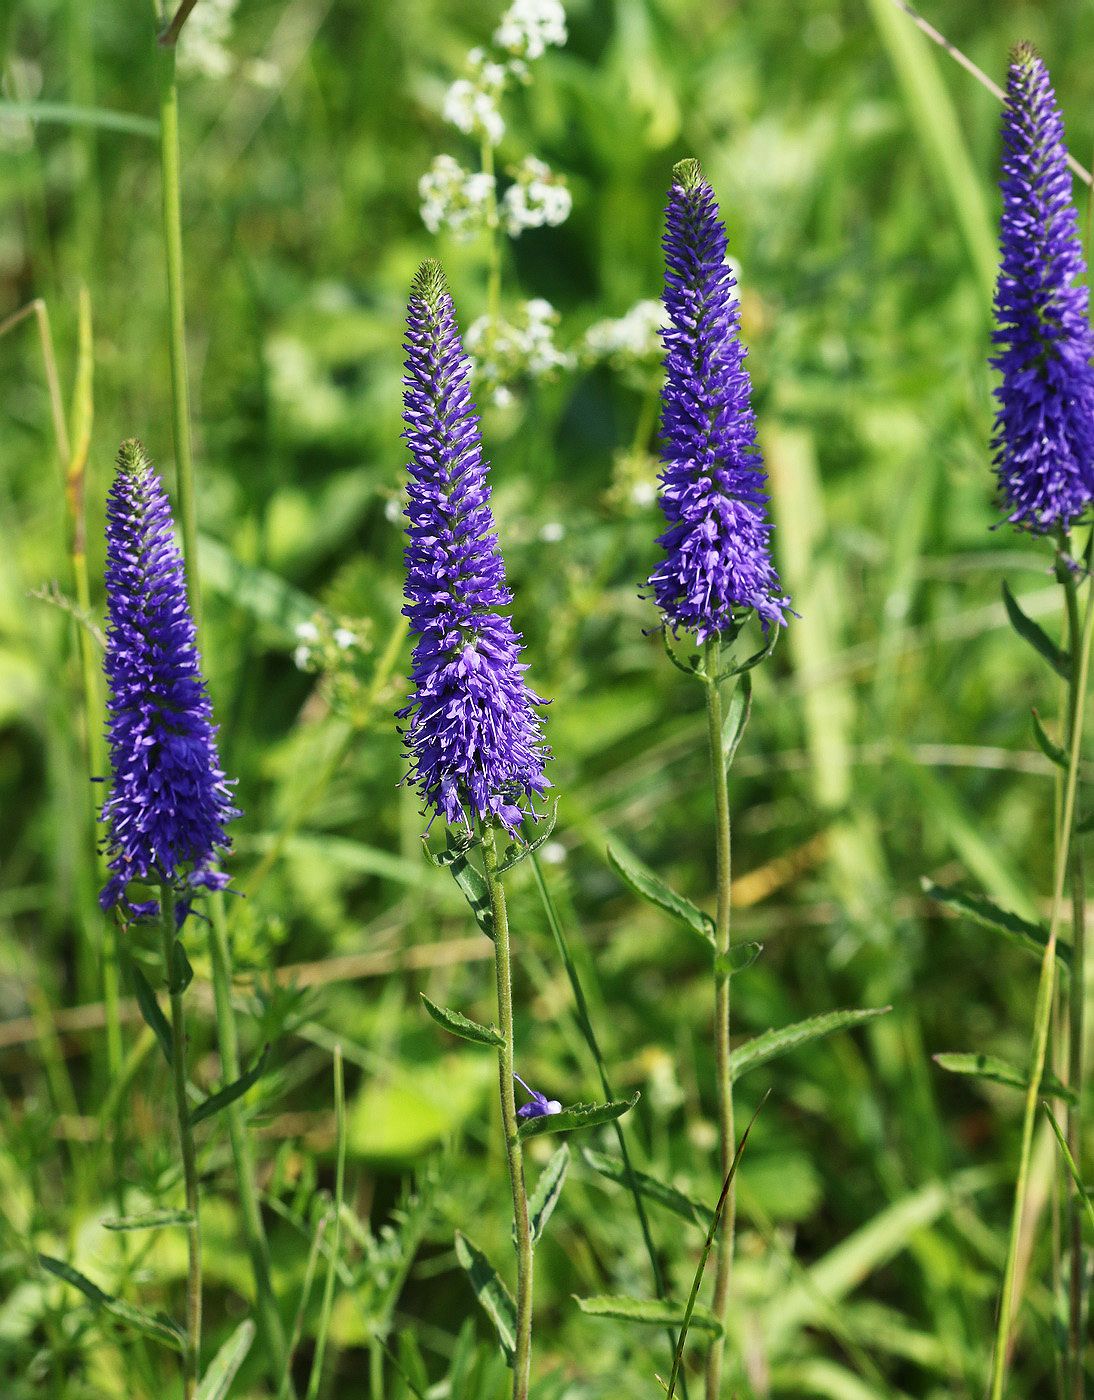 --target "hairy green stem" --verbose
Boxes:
[482,831,533,1400]
[161,886,201,1396]
[990,554,1094,1398]
[703,645,735,1400]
